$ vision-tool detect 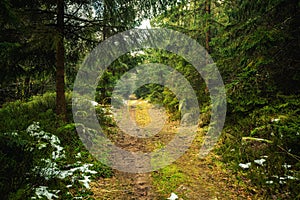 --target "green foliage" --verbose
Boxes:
[0,94,113,199]
[218,95,300,198]
[0,0,299,198]
[0,92,72,133]
[0,131,33,199]
[151,0,300,198]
